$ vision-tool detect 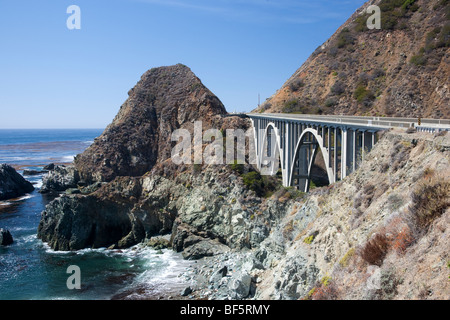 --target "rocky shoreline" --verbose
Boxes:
[33,64,450,300]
